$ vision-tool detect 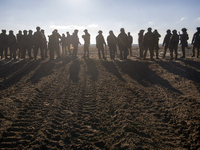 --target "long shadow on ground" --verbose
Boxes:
[116,59,183,94]
[69,58,80,82]
[85,58,99,81]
